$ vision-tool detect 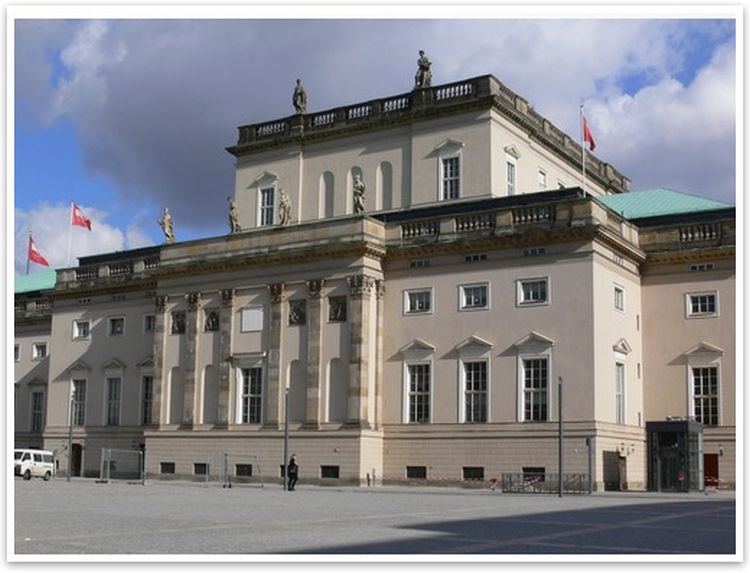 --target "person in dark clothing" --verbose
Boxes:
[287,455,299,491]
